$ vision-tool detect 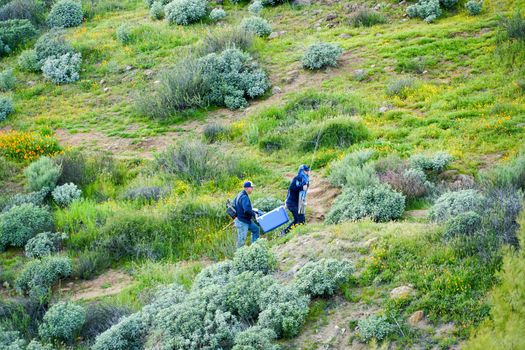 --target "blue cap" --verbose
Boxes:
[300,164,311,172]
[243,181,255,188]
